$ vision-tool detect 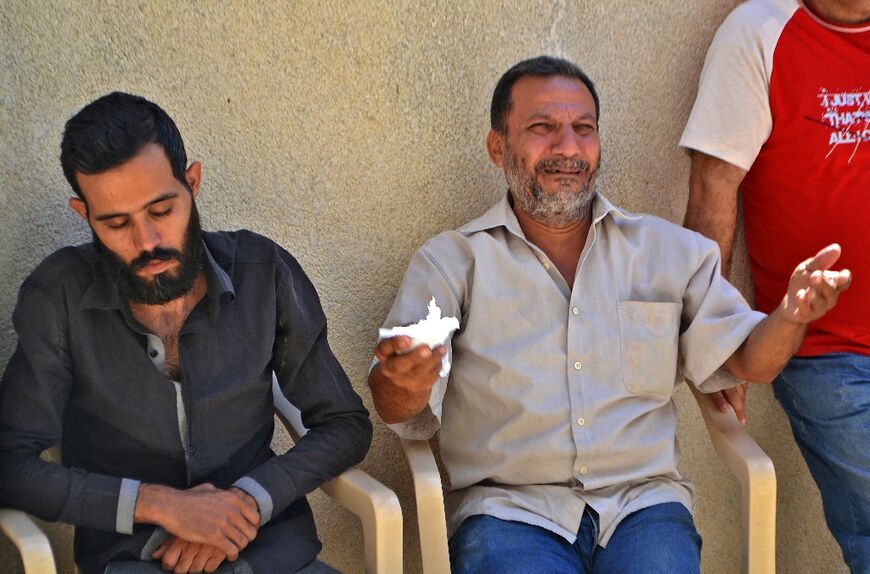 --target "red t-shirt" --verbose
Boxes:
[682,0,870,356]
